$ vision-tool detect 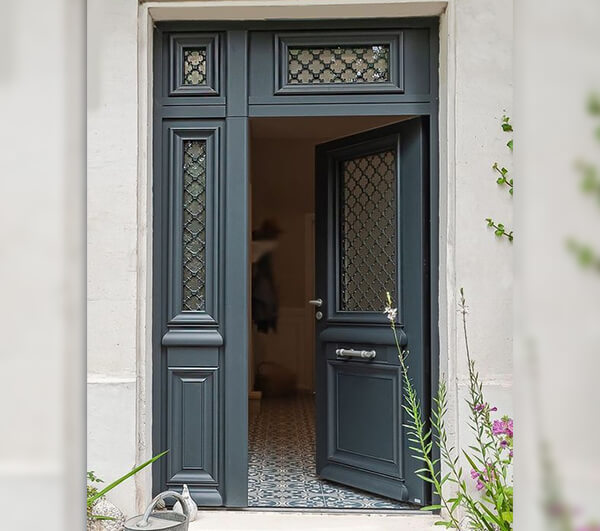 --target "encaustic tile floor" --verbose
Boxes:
[248,393,412,509]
